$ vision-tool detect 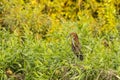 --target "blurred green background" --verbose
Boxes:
[0,0,120,80]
